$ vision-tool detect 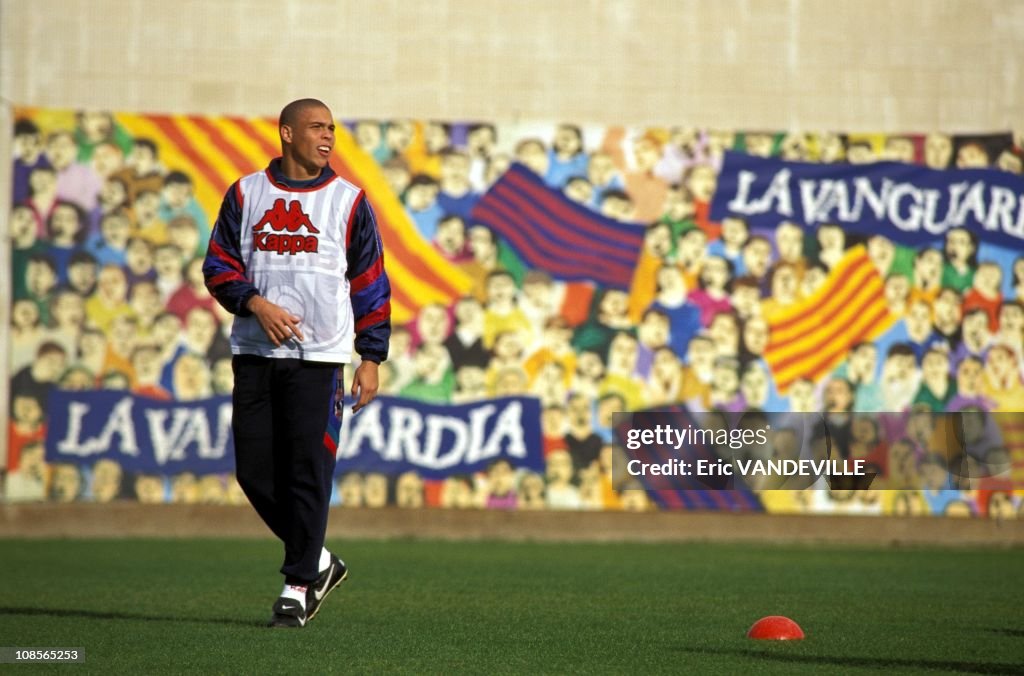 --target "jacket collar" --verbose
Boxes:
[266,158,337,189]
